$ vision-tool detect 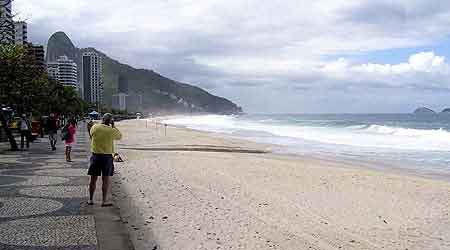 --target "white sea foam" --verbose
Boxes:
[164,115,450,152]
